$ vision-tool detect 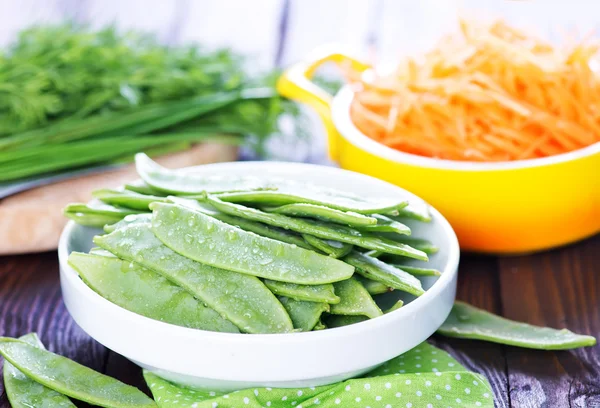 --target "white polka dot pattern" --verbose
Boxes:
[144,342,494,408]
